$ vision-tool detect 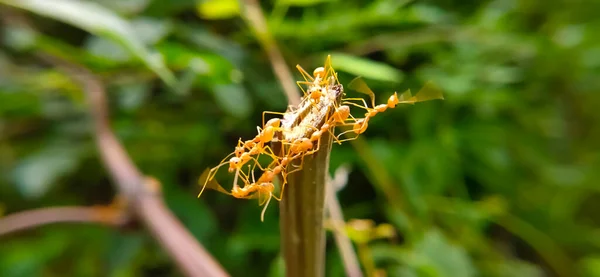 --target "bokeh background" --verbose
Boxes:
[1,0,599,276]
